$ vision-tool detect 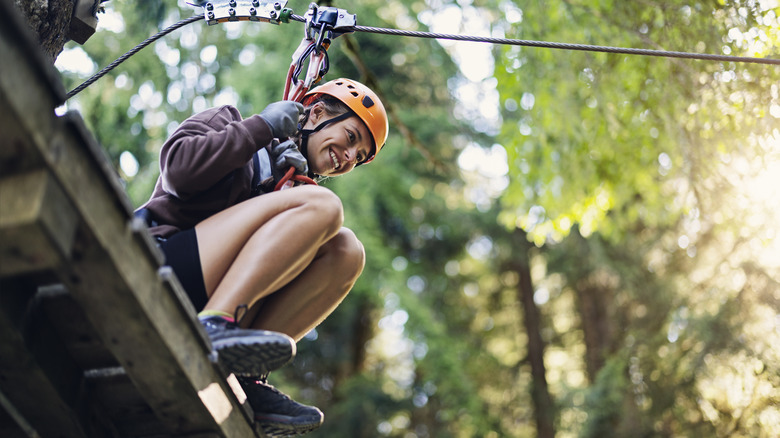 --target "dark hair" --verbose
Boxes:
[299,96,351,126]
